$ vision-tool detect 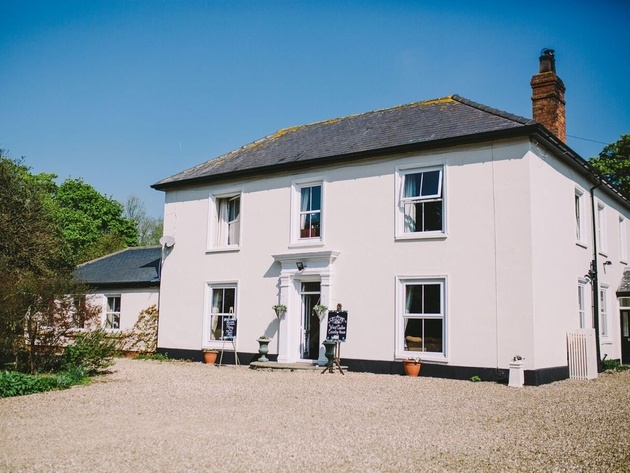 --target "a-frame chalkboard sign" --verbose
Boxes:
[218,317,240,366]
